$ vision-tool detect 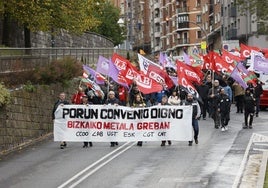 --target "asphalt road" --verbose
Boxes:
[0,105,267,188]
